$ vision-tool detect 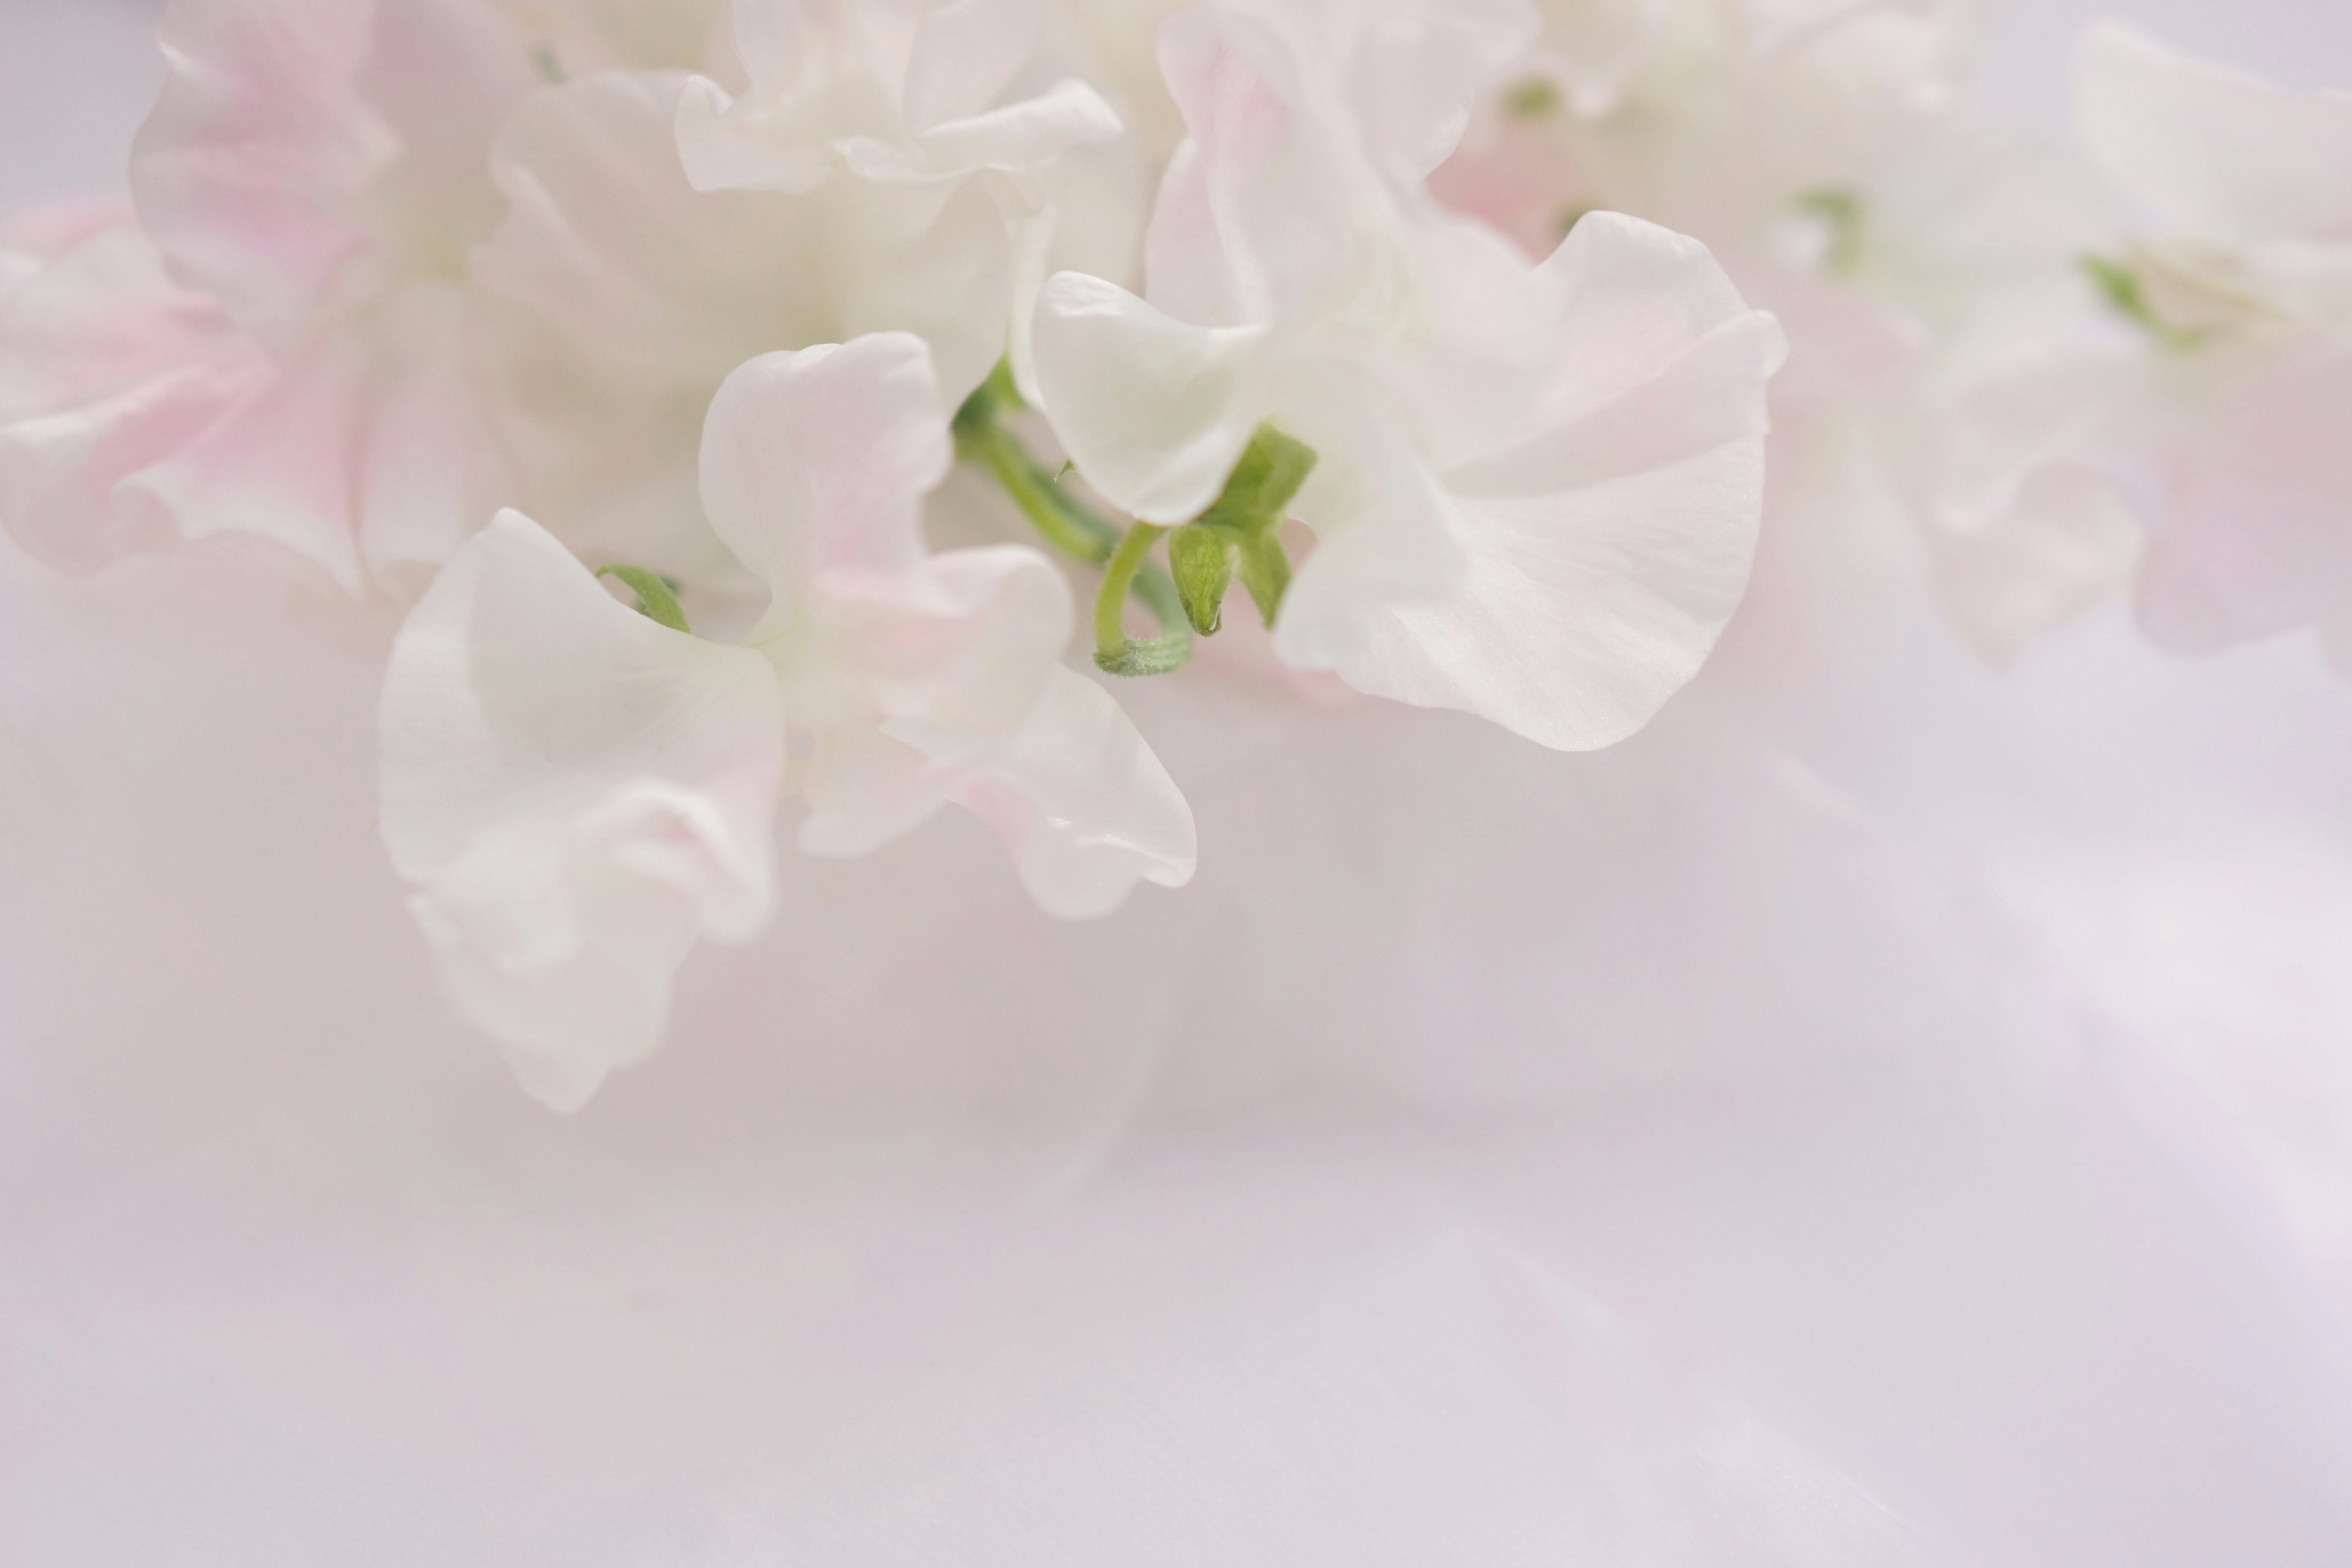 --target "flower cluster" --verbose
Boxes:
[2,0,2342,1106]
